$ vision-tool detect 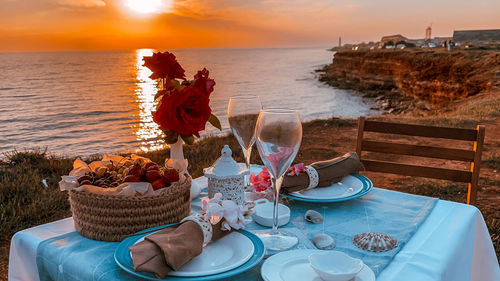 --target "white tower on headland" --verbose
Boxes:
[425,25,432,42]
